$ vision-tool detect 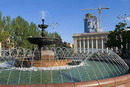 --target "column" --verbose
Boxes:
[83,38,86,53]
[87,38,89,49]
[101,37,104,49]
[74,38,77,48]
[96,37,98,49]
[87,38,89,53]
[73,38,78,53]
[79,38,82,53]
[91,37,93,49]
[91,37,94,53]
